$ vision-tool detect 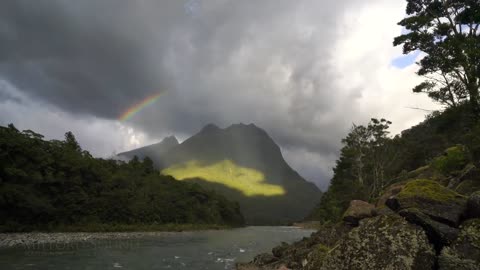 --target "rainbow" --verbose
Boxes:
[119,93,162,121]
